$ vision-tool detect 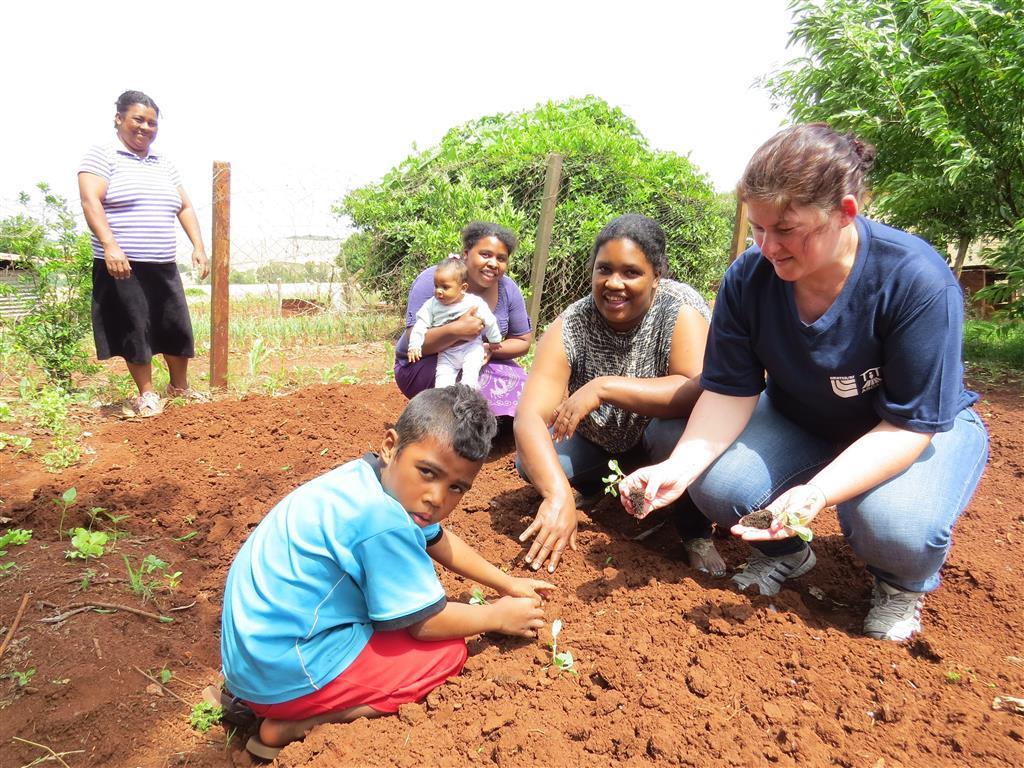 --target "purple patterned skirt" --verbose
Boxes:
[394,355,527,417]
